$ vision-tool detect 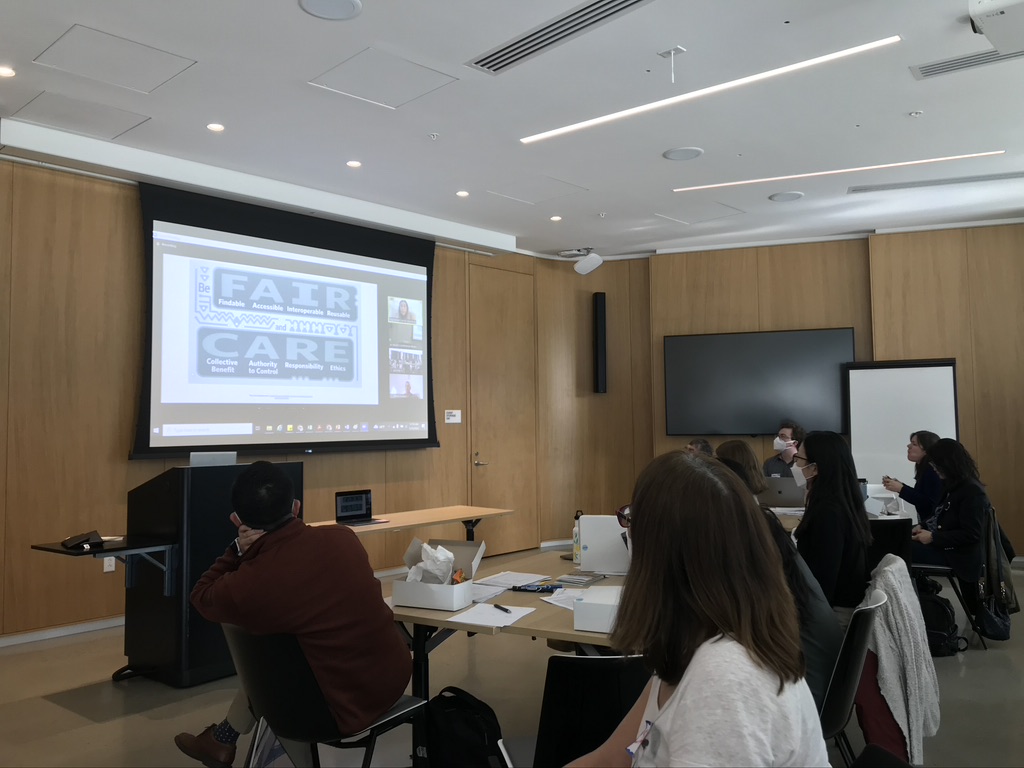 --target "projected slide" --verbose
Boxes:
[145,220,430,449]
